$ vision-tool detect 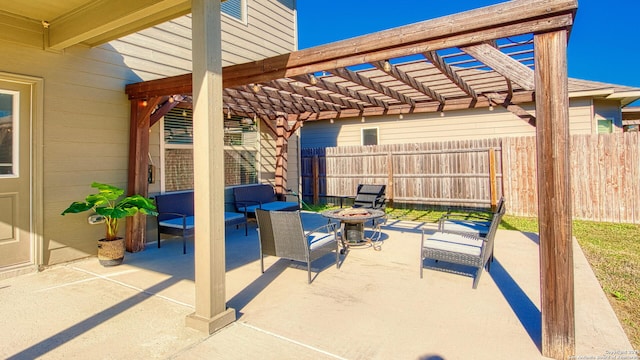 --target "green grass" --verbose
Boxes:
[306,204,640,348]
[497,215,640,348]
